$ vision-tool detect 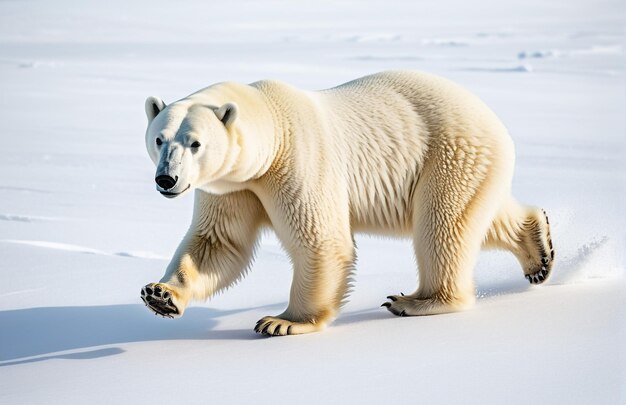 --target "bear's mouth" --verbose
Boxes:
[159,184,191,199]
